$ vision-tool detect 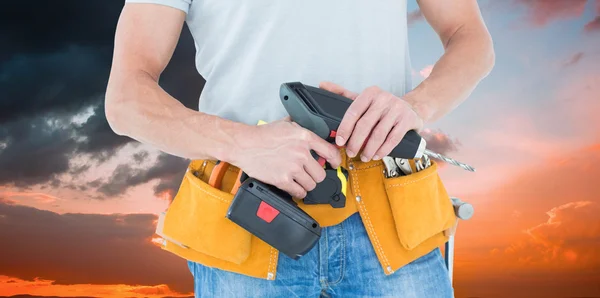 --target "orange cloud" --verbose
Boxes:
[450,143,600,297]
[156,188,176,203]
[503,201,600,270]
[151,236,165,247]
[0,191,60,204]
[0,197,16,205]
[0,202,193,294]
[0,275,192,298]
